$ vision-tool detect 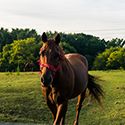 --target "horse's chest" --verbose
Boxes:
[47,87,60,104]
[48,86,70,104]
